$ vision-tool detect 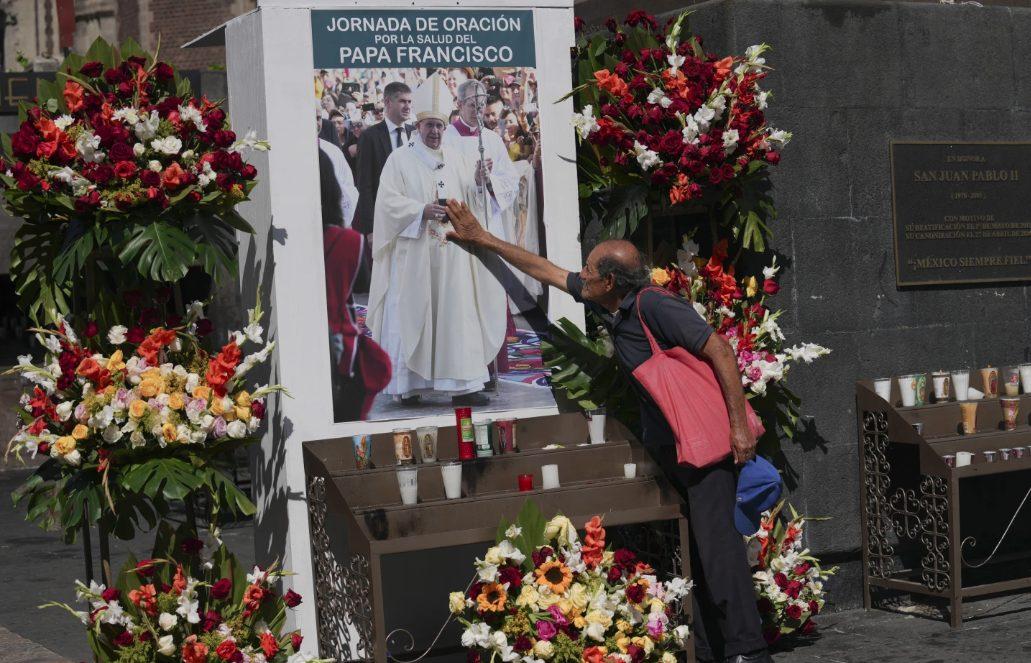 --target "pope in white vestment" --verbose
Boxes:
[366,74,507,402]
